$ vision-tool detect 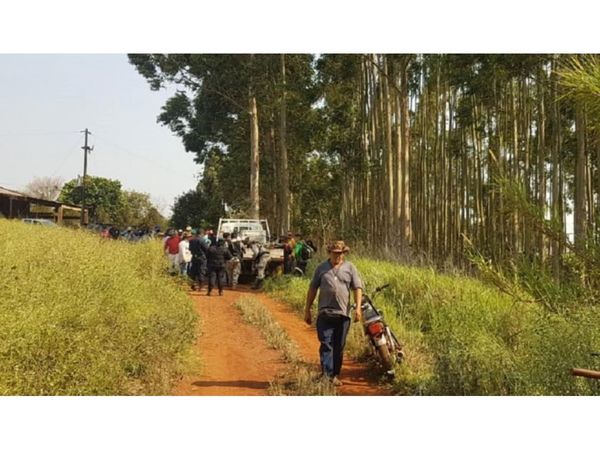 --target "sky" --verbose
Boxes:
[0,54,198,215]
